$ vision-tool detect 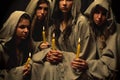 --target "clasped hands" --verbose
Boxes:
[40,42,87,71]
[46,50,63,64]
[71,57,88,72]
[40,42,63,64]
